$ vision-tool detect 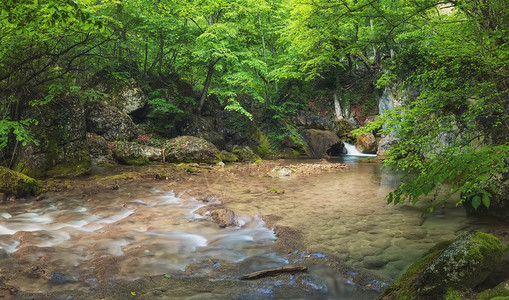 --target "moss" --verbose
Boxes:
[46,155,92,177]
[232,147,262,163]
[0,166,43,196]
[268,187,285,194]
[479,280,509,300]
[380,240,453,300]
[219,151,238,163]
[468,232,504,261]
[444,289,463,300]
[89,172,138,181]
